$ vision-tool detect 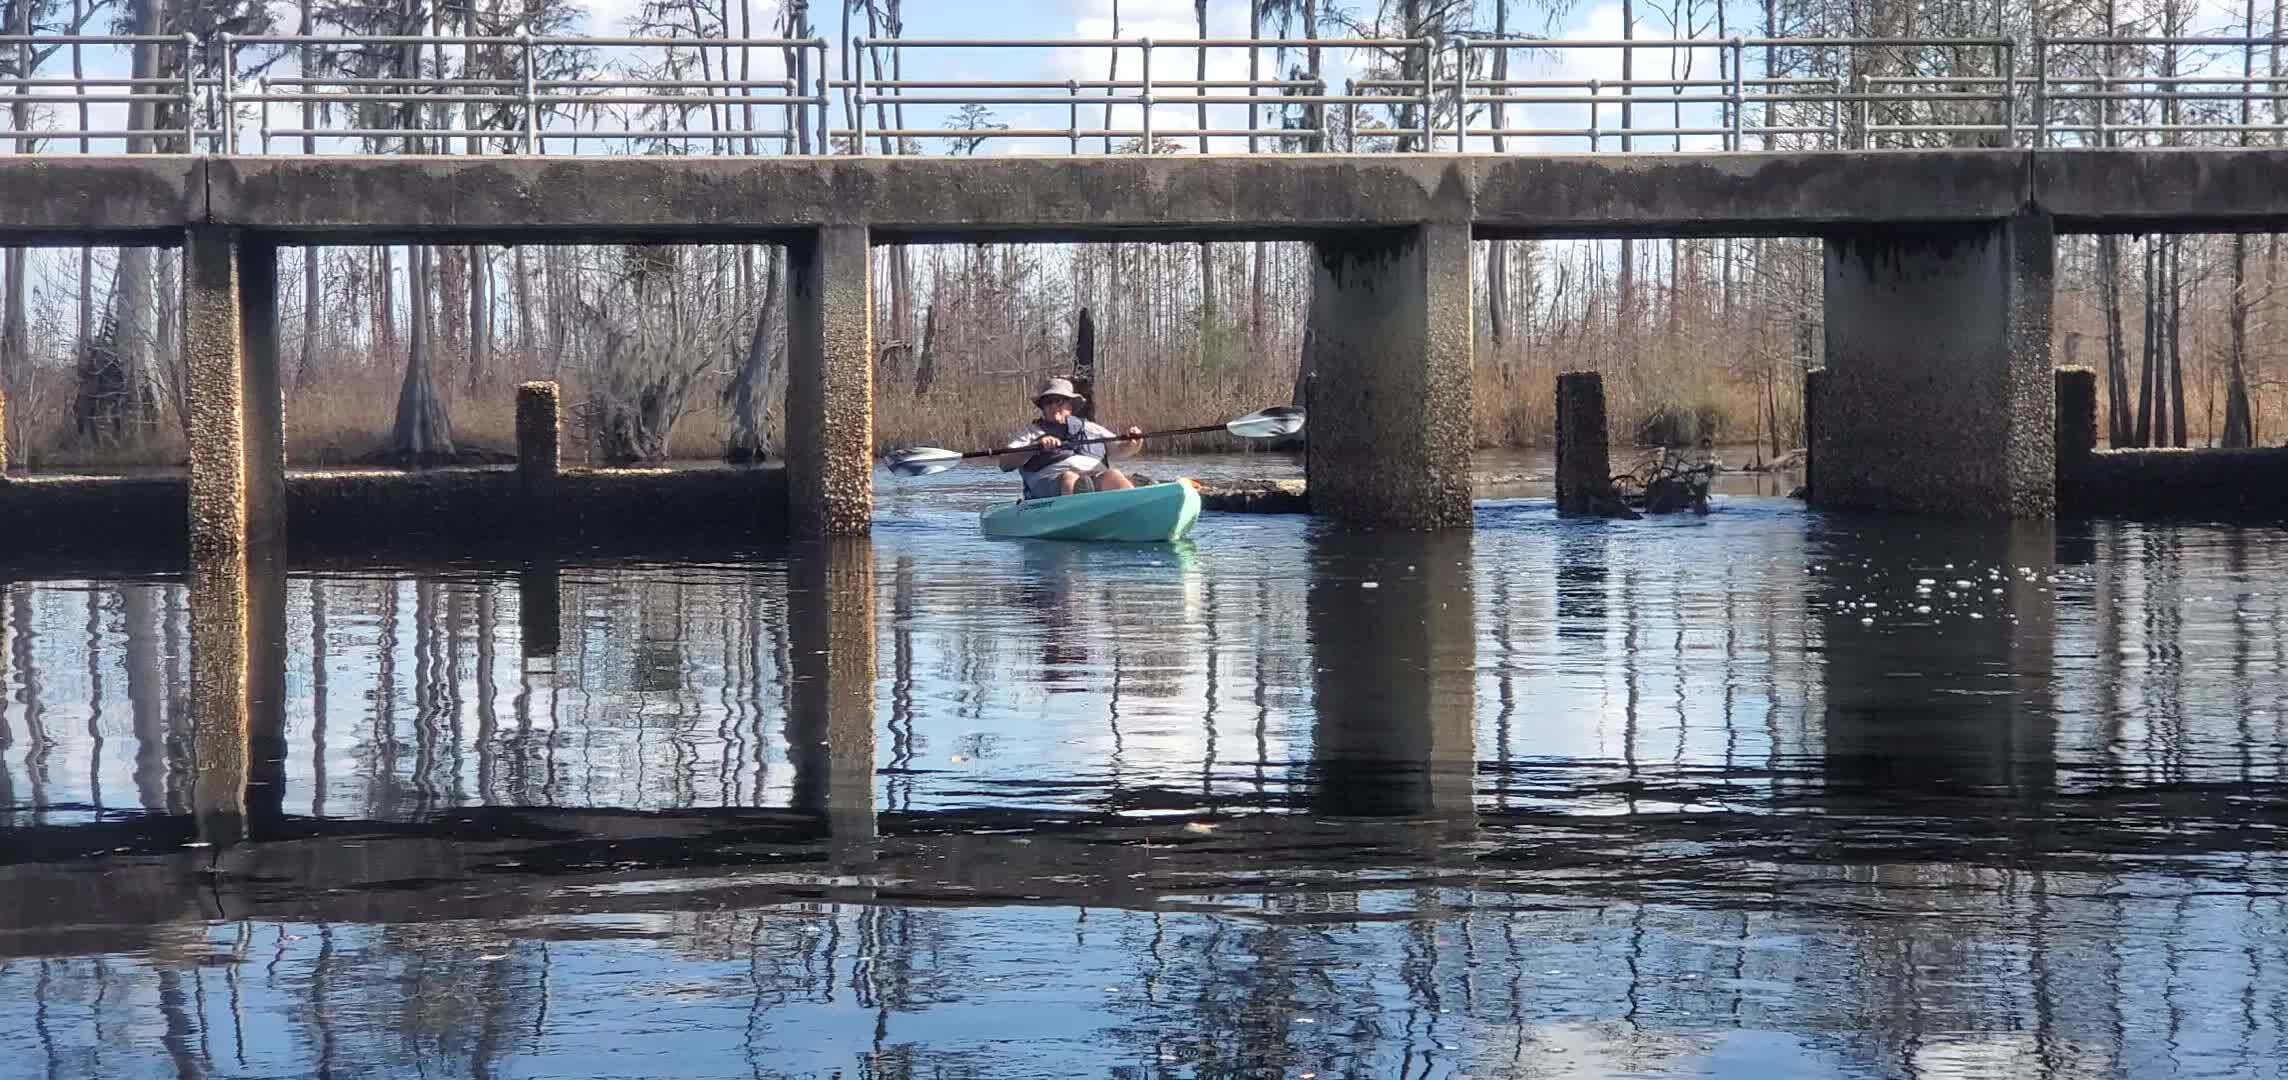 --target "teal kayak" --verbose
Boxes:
[980,481,1203,542]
